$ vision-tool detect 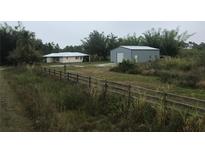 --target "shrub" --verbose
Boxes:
[179,71,201,87]
[118,60,136,72]
[196,80,205,89]
[110,60,143,74]
[156,70,179,84]
[196,50,205,67]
